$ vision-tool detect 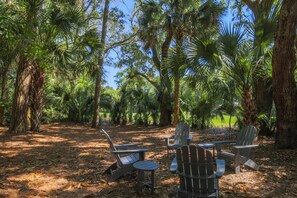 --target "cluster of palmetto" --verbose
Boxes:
[111,78,159,126]
[127,0,281,130]
[0,0,101,132]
